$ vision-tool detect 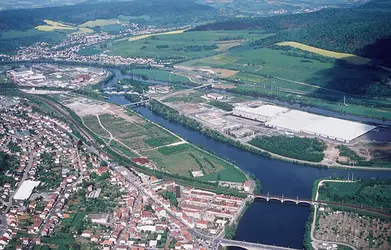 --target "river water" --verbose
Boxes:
[106,70,391,249]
